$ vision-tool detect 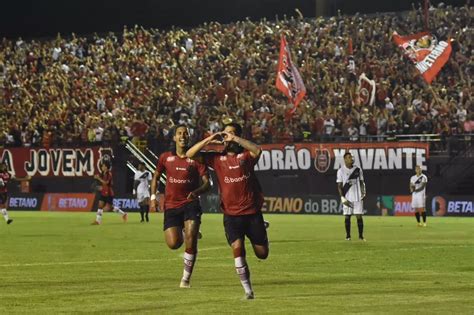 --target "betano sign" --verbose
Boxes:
[255,142,428,172]
[0,147,113,177]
